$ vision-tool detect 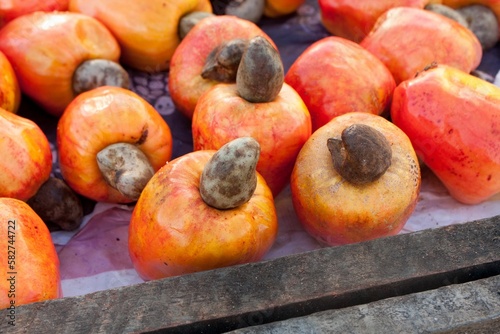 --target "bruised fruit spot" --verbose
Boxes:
[136,126,148,145]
